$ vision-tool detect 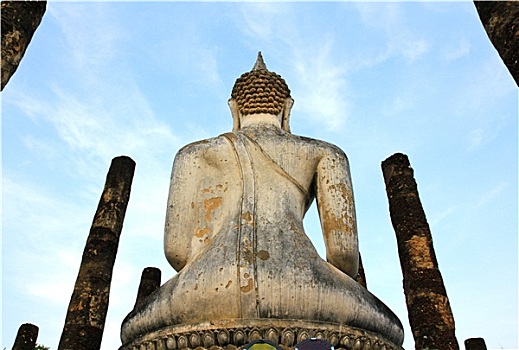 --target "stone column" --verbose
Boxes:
[58,156,136,350]
[12,323,39,350]
[474,1,519,86]
[381,153,458,350]
[1,1,46,90]
[464,338,487,350]
[356,252,367,289]
[134,267,161,309]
